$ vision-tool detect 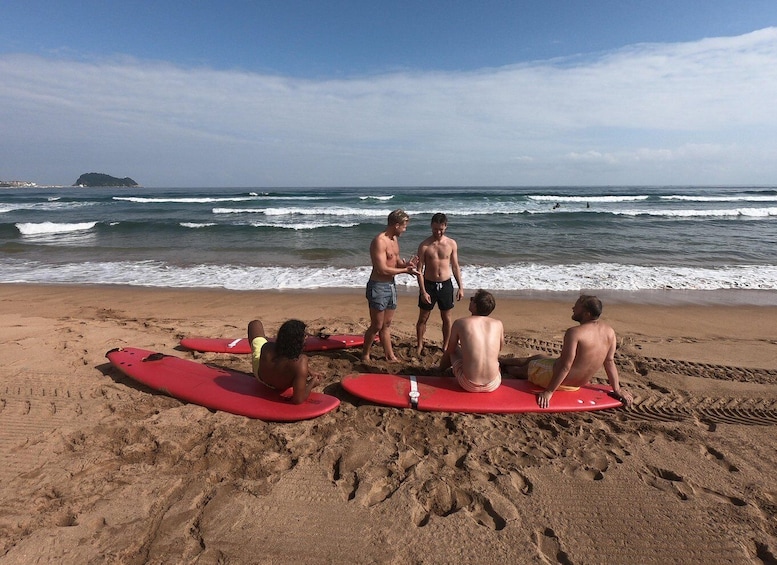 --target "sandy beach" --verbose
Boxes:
[1,283,776,564]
